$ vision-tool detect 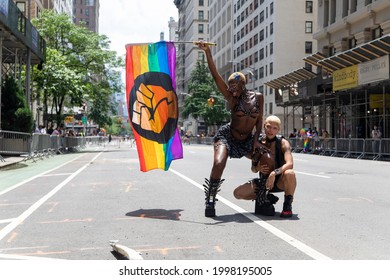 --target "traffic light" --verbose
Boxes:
[207,97,215,107]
